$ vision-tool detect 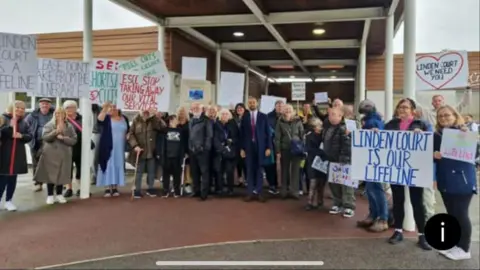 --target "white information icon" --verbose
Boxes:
[441,222,445,242]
